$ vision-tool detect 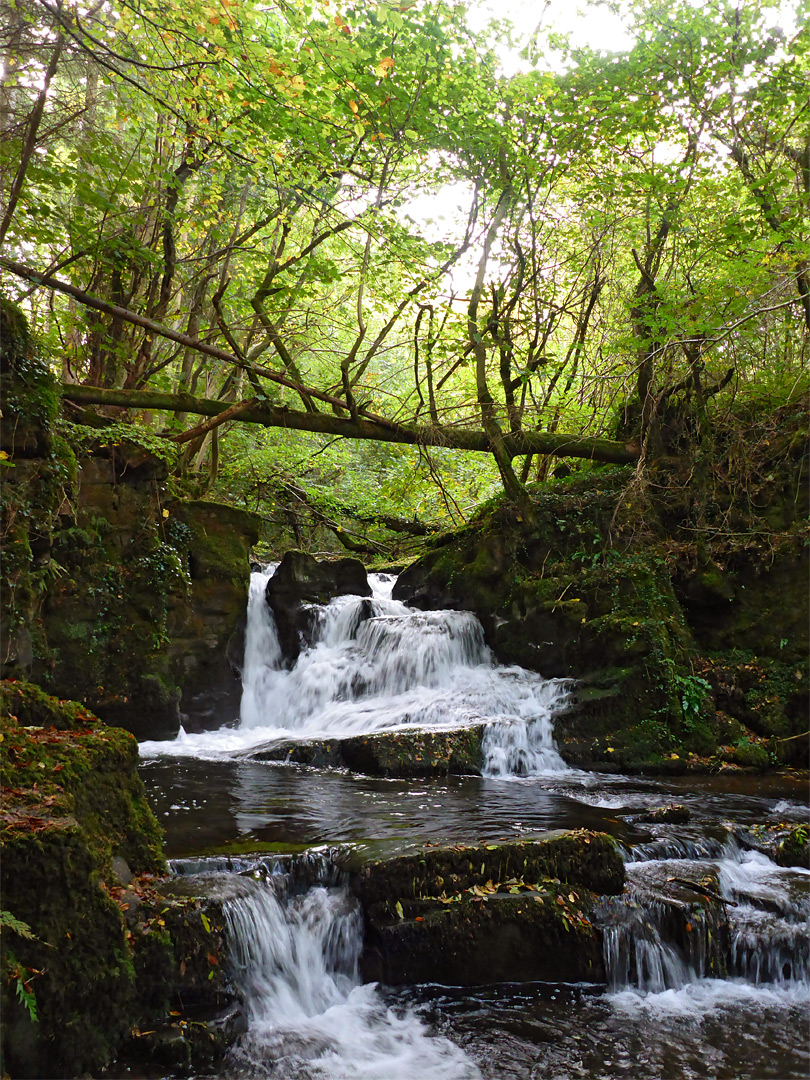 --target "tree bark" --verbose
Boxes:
[61,384,639,464]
